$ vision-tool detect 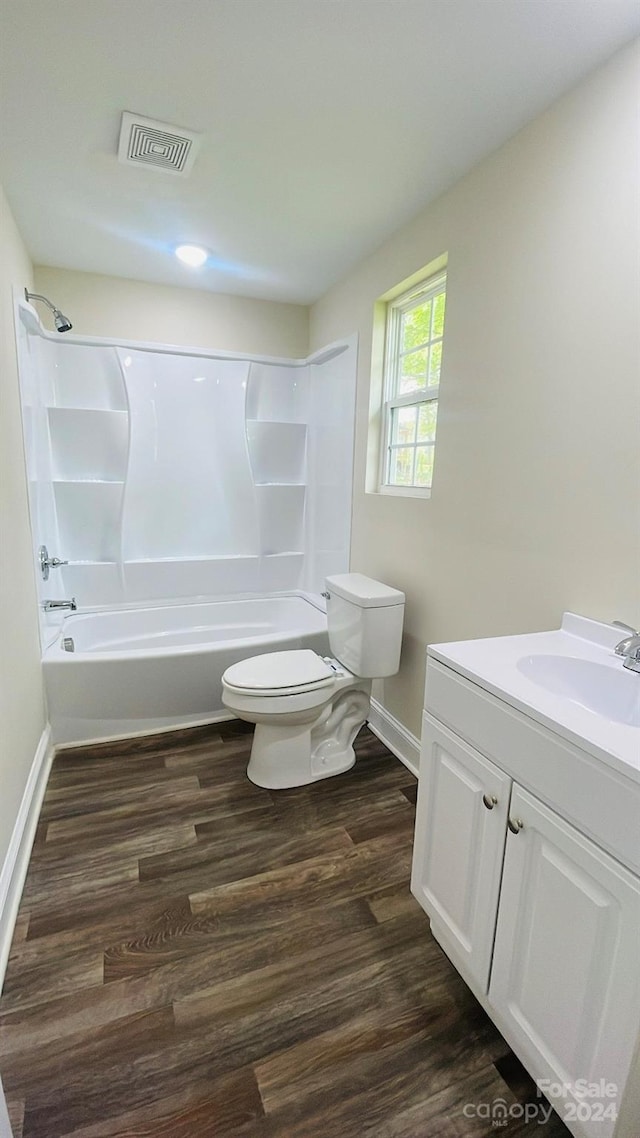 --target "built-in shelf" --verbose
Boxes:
[53,479,125,486]
[245,363,309,424]
[123,554,262,565]
[47,396,127,412]
[245,419,306,427]
[46,343,127,411]
[47,406,127,416]
[259,550,303,556]
[247,417,306,557]
[246,420,307,486]
[48,407,129,482]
